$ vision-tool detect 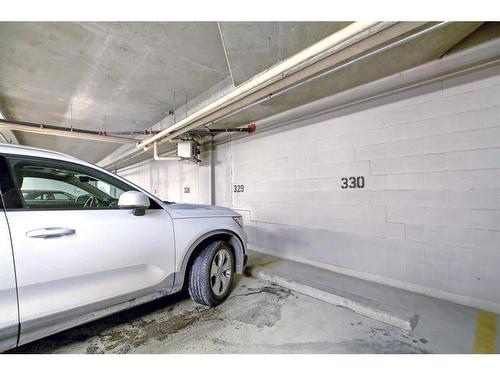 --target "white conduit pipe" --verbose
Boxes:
[136,21,381,149]
[0,132,8,143]
[103,22,459,170]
